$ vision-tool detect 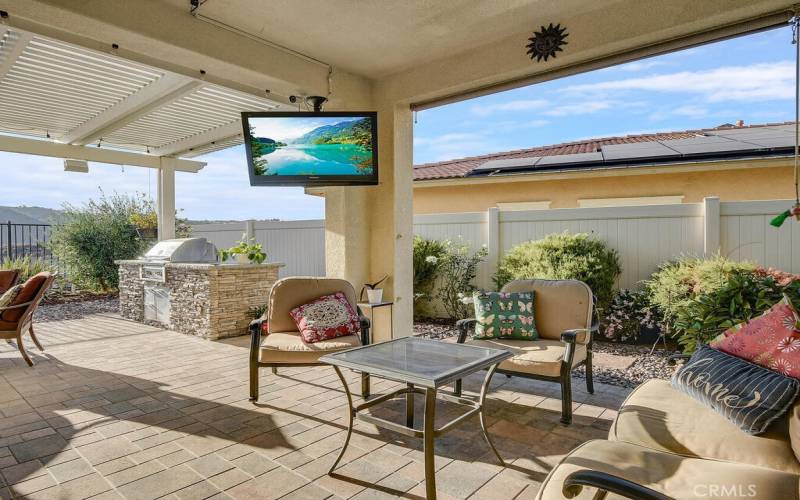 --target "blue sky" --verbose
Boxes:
[0,26,794,221]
